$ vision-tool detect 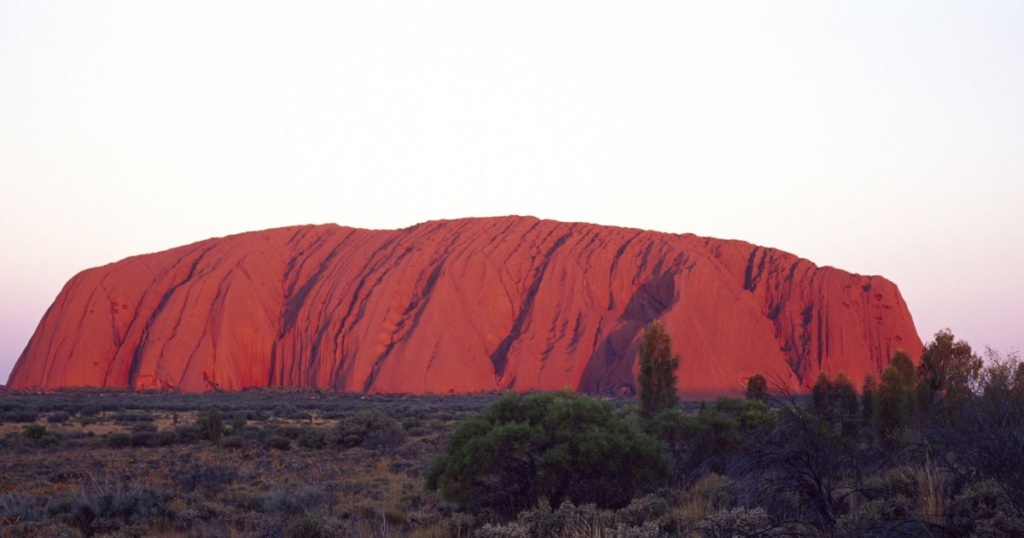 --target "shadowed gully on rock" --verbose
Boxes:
[8,217,922,396]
